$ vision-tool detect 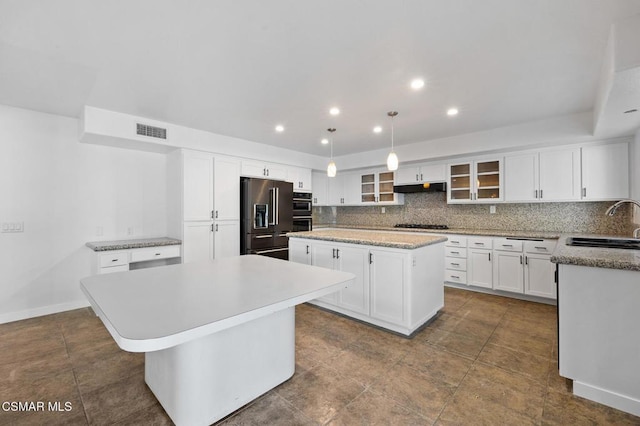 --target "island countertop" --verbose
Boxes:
[312,224,560,239]
[551,235,640,272]
[86,237,181,252]
[288,229,447,249]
